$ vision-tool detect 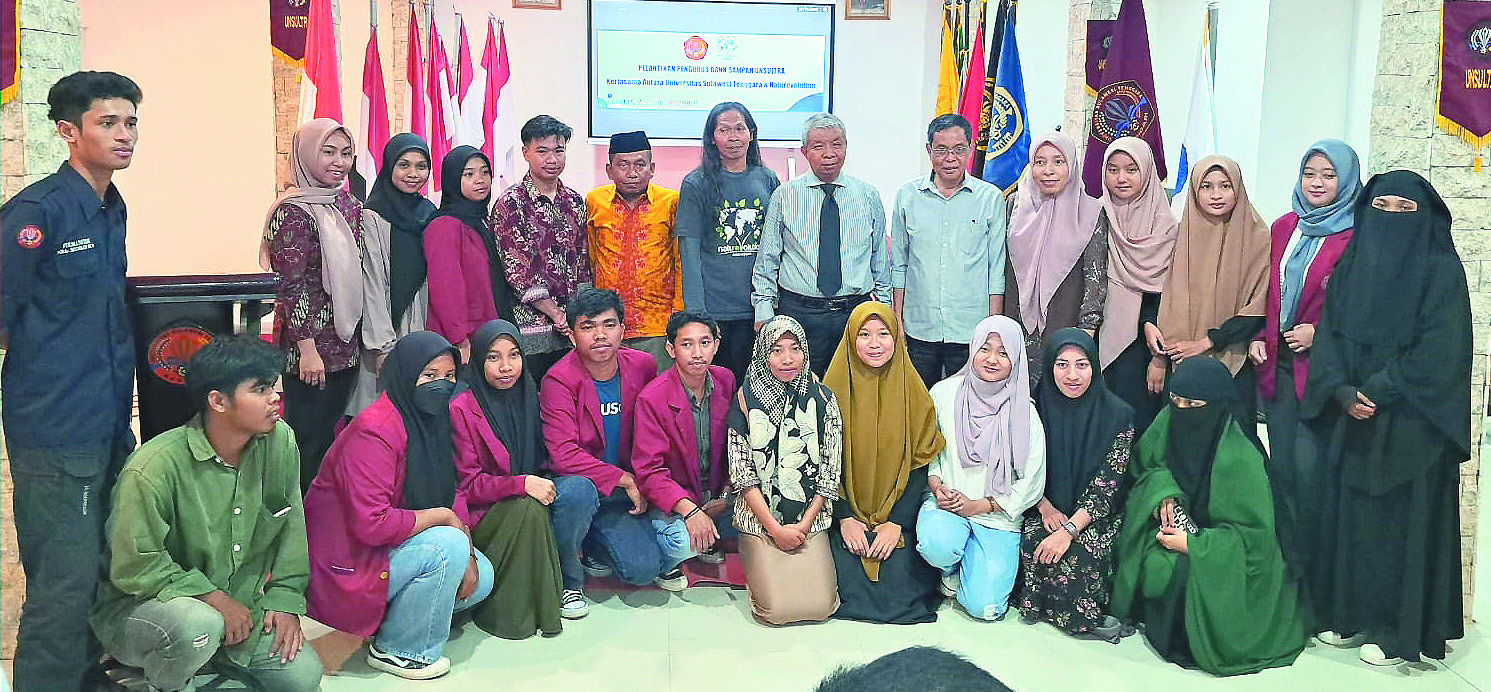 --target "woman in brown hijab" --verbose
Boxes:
[1145,155,1269,434]
[1098,137,1177,432]
[1003,131,1108,379]
[261,118,366,489]
[823,302,946,623]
